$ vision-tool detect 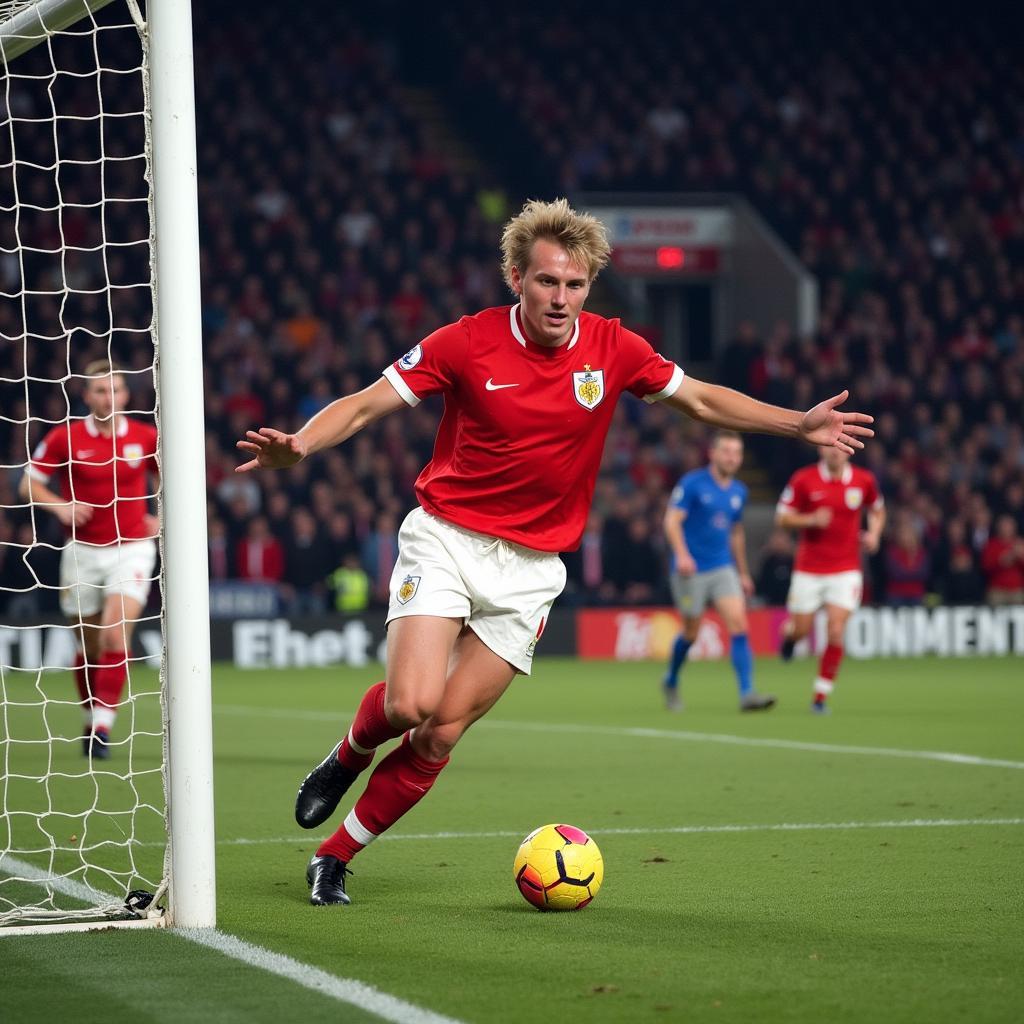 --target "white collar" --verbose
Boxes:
[509,303,580,350]
[86,414,128,438]
[818,461,852,484]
